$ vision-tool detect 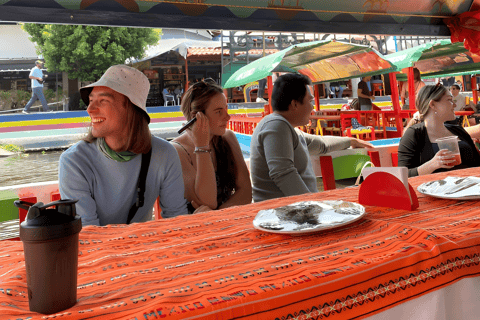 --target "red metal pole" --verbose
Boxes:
[389,72,403,136]
[407,67,416,110]
[472,75,478,104]
[314,84,320,111]
[266,75,273,115]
